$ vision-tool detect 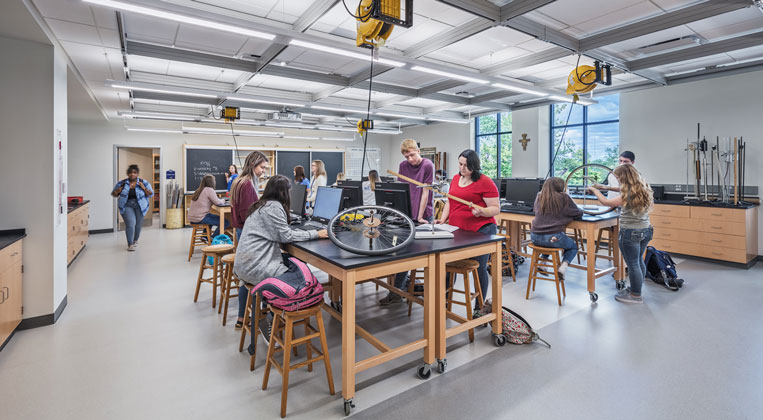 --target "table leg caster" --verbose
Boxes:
[615,280,626,290]
[437,359,447,373]
[493,334,507,347]
[416,364,432,379]
[343,399,355,416]
[589,292,599,302]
